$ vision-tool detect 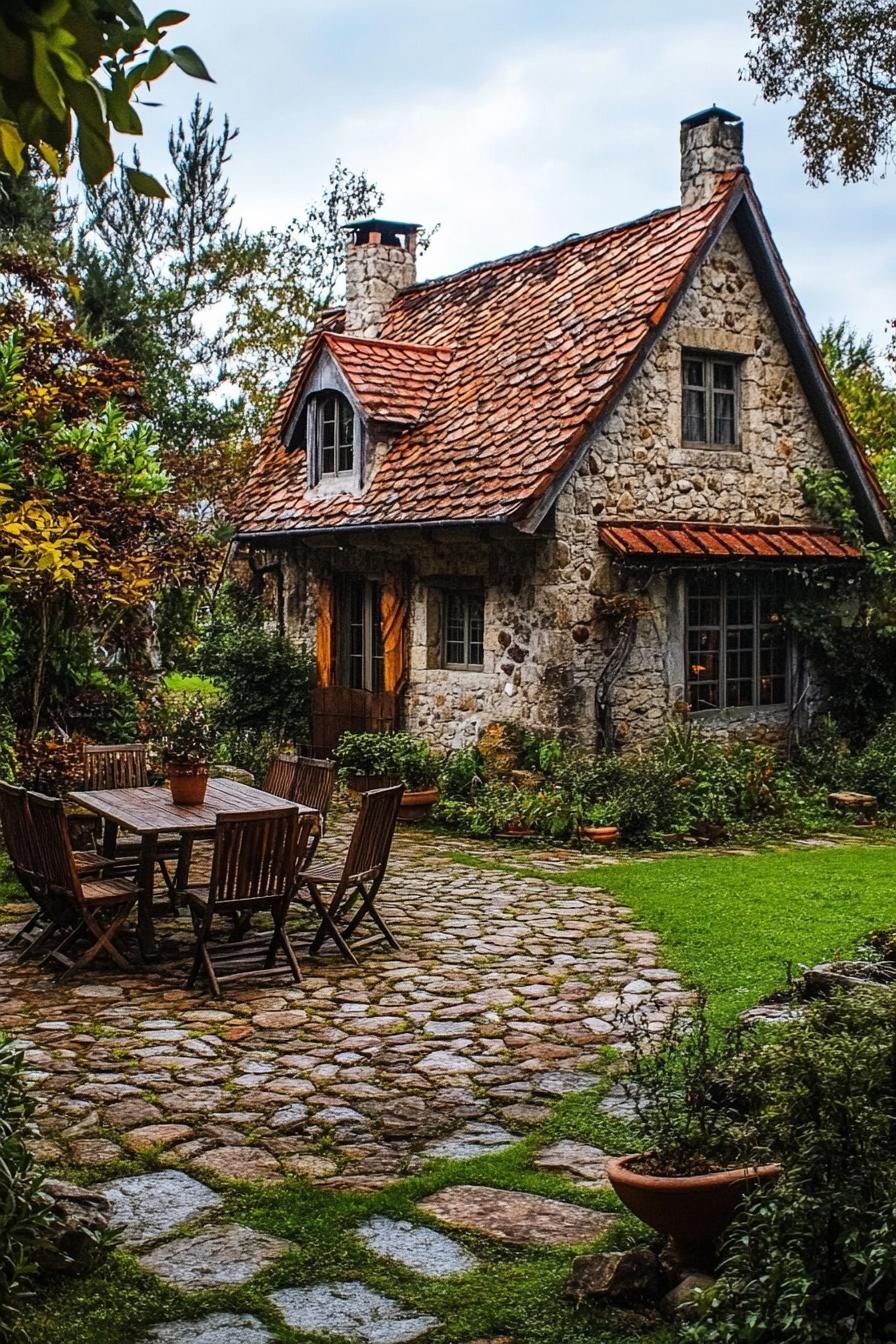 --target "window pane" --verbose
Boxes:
[713,389,736,444]
[684,359,704,387]
[370,581,384,692]
[468,595,484,666]
[338,401,354,473]
[347,579,365,689]
[712,361,735,390]
[683,388,706,441]
[445,594,466,665]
